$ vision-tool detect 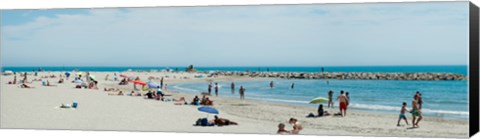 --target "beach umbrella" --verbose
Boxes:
[309,97,329,104]
[130,80,146,86]
[197,106,219,114]
[147,81,159,88]
[65,72,71,76]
